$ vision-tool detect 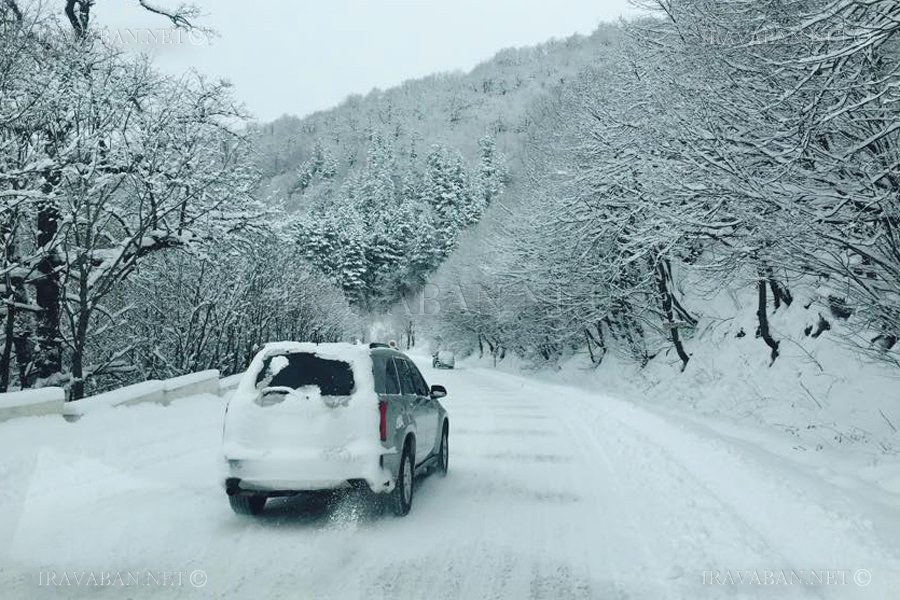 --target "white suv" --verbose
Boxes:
[222,342,449,517]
